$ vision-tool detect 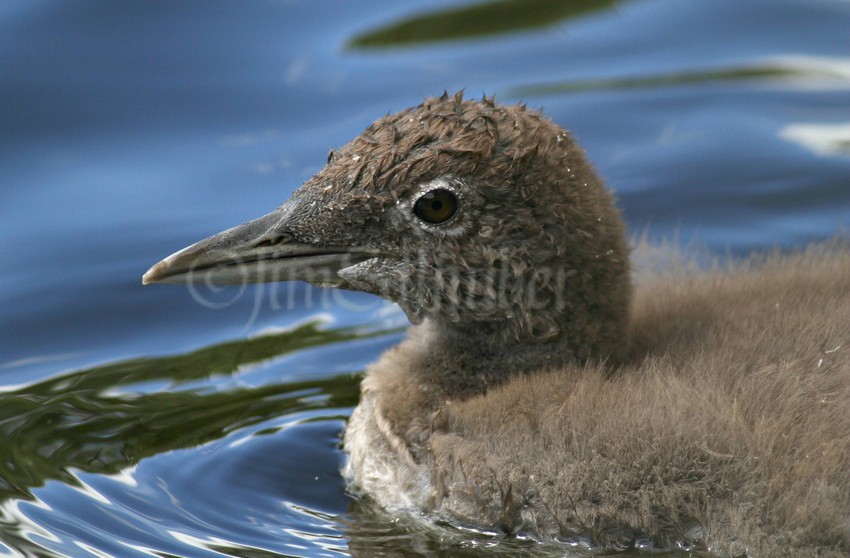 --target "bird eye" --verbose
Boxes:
[413,188,459,225]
